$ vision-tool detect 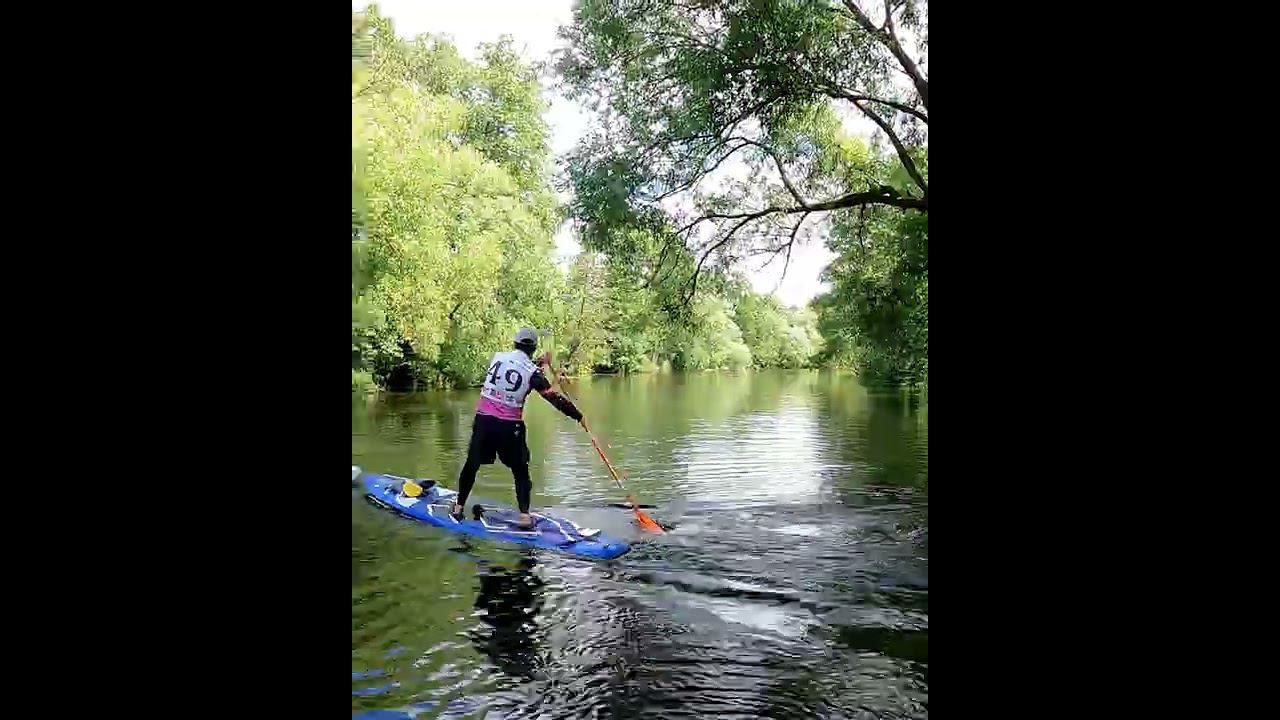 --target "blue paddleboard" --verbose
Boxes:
[356,468,631,560]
